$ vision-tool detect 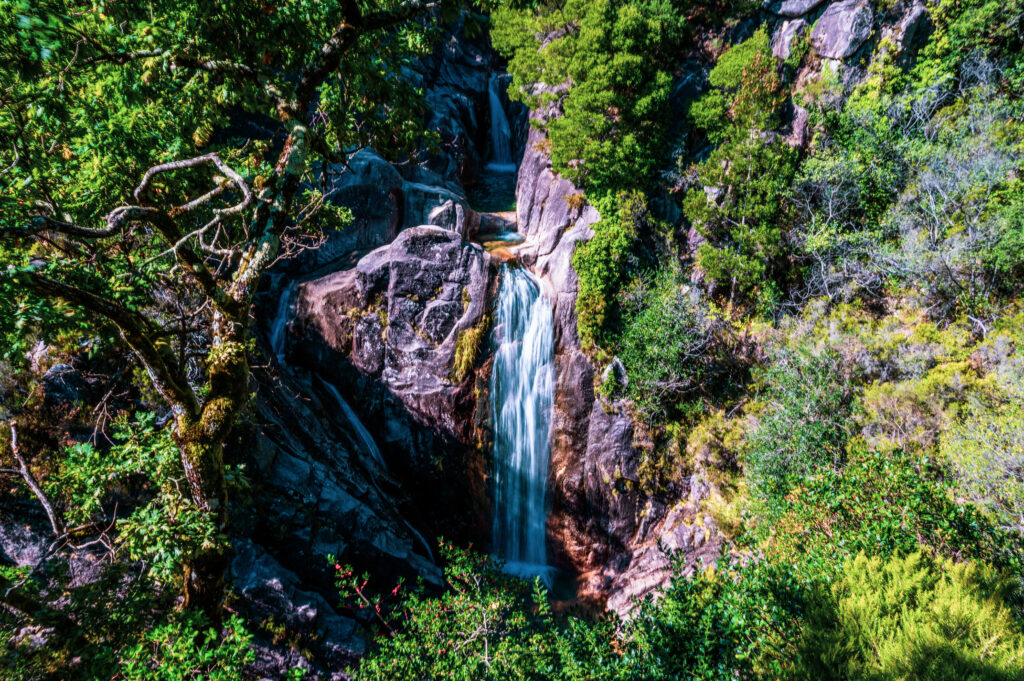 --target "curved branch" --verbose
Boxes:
[133,153,253,216]
[2,216,121,240]
[20,272,199,416]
